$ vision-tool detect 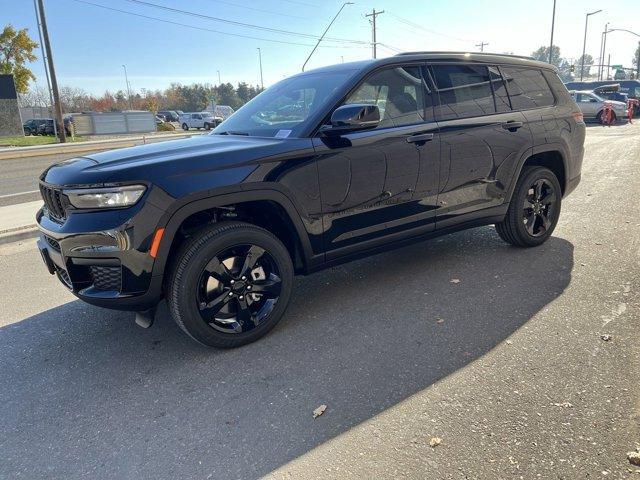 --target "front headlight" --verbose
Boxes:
[63,185,146,209]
